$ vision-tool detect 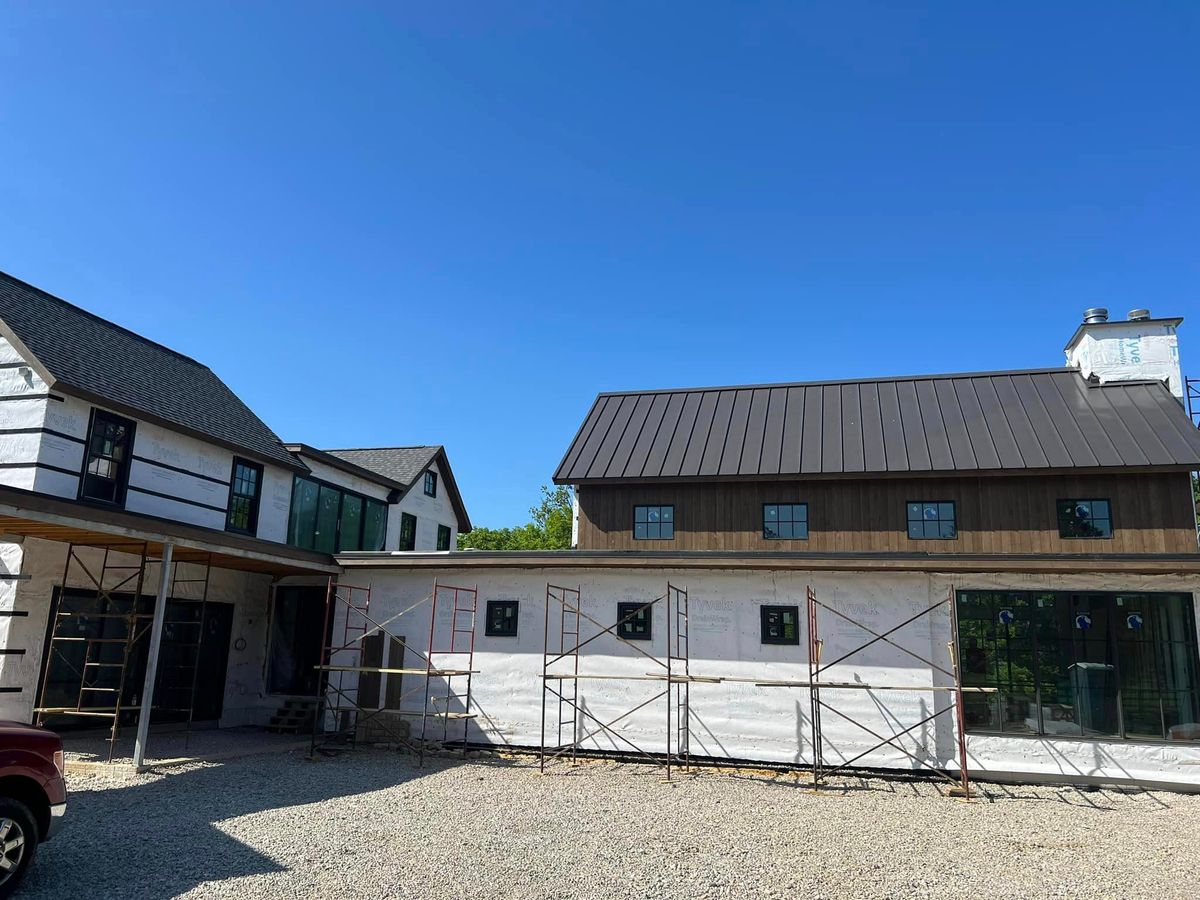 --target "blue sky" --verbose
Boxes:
[1,2,1196,527]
